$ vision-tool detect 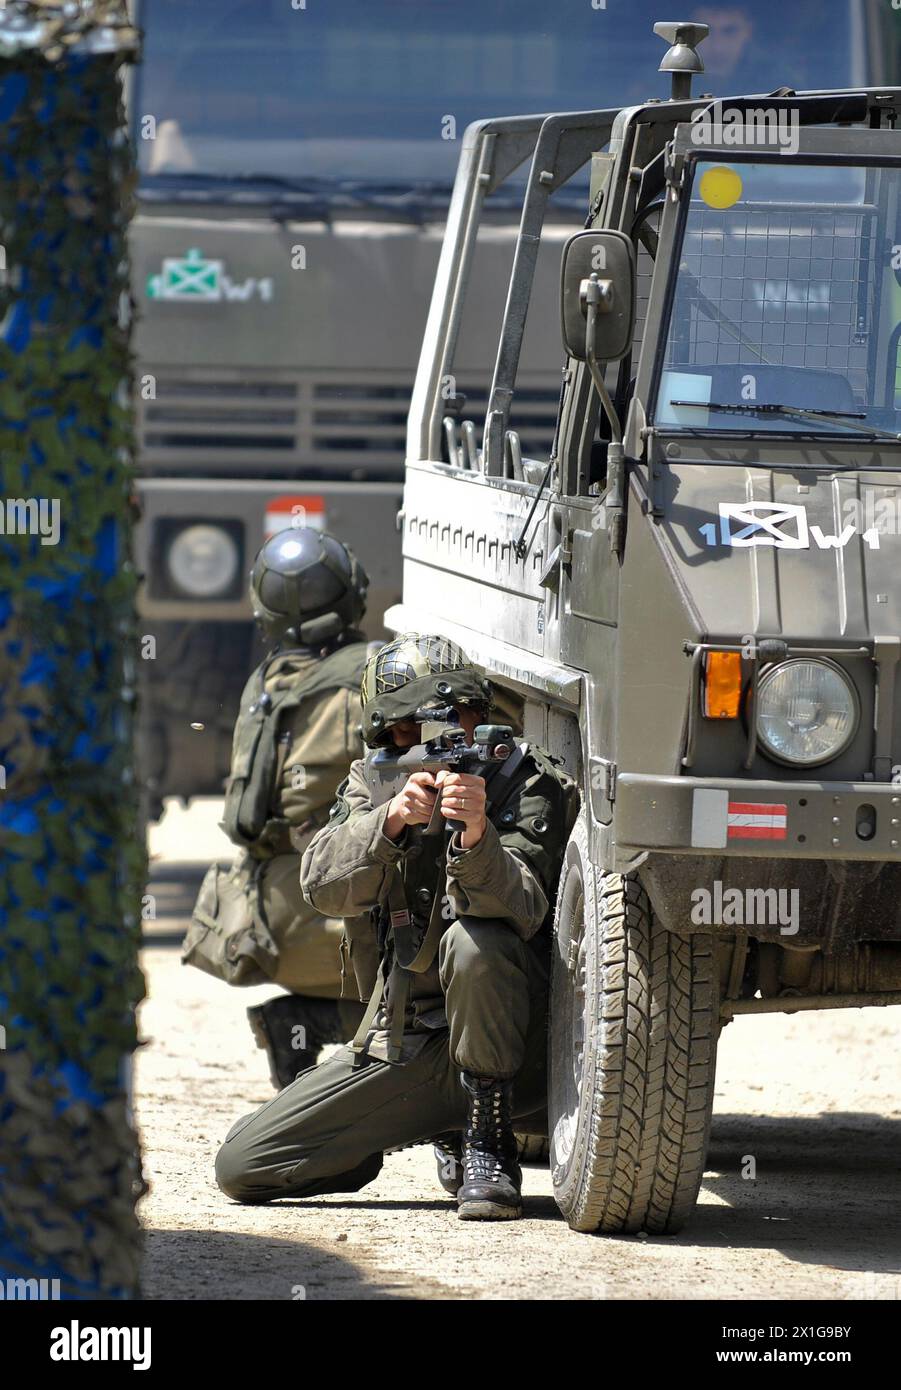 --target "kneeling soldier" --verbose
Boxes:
[215,633,578,1220]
